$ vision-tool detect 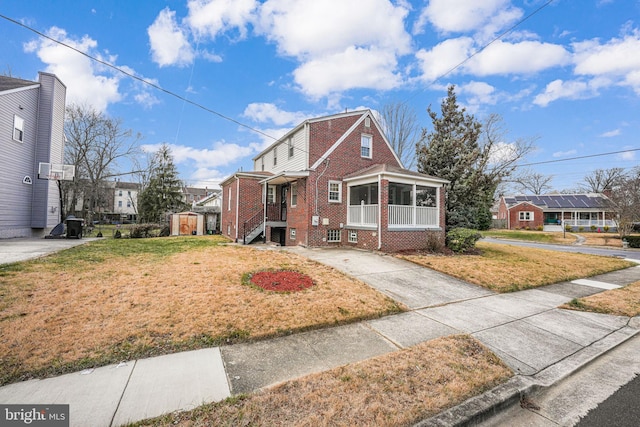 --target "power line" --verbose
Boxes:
[517,148,640,167]
[0,12,280,142]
